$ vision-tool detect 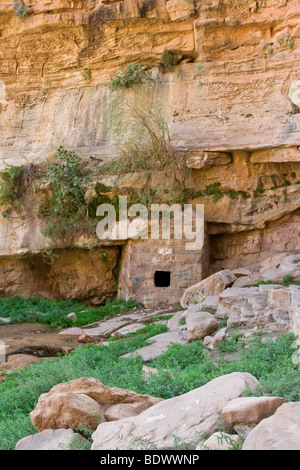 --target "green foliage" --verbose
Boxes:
[215,432,243,450]
[0,295,140,328]
[203,182,222,201]
[161,50,179,72]
[41,249,59,265]
[41,147,92,239]
[282,274,293,284]
[108,64,155,91]
[101,96,192,206]
[14,3,27,19]
[43,147,91,219]
[81,69,91,81]
[217,333,244,353]
[195,63,206,87]
[0,162,36,217]
[0,163,24,216]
